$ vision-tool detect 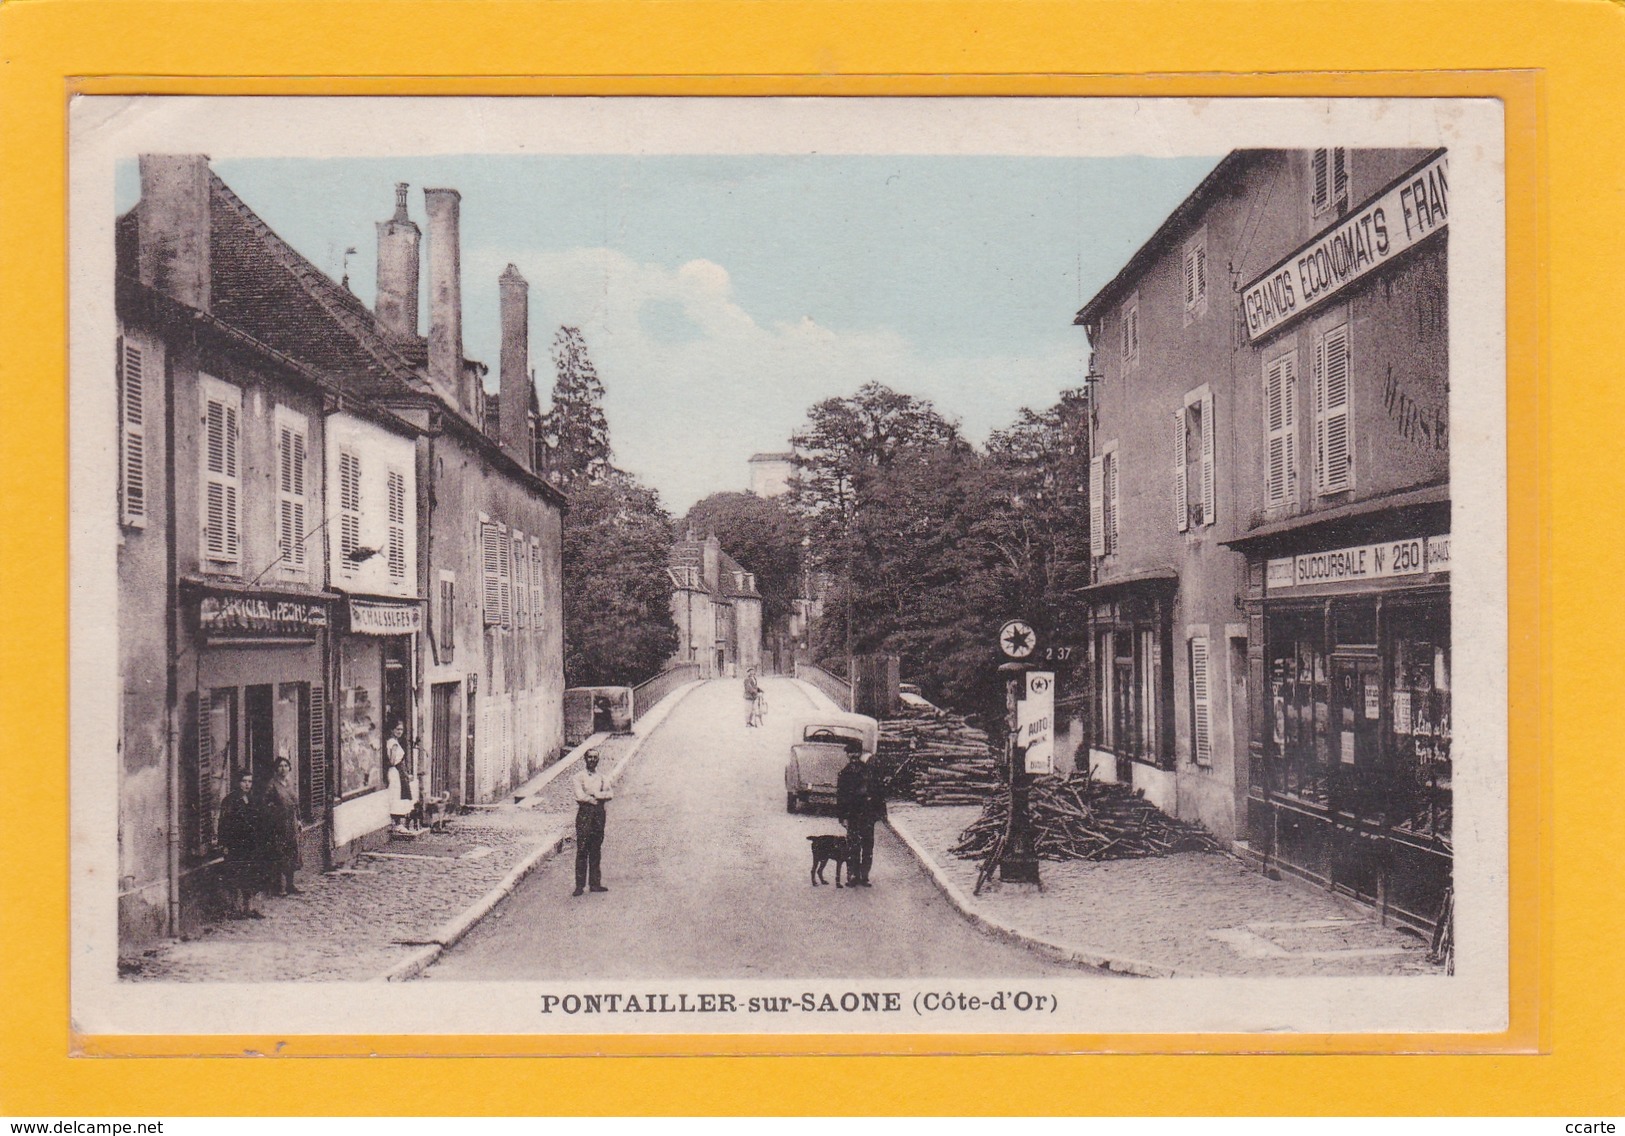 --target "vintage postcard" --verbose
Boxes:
[68,95,1507,1041]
